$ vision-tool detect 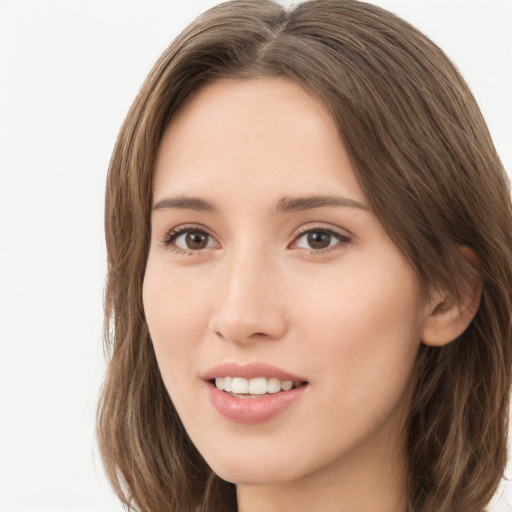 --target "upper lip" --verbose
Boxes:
[202,362,307,382]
